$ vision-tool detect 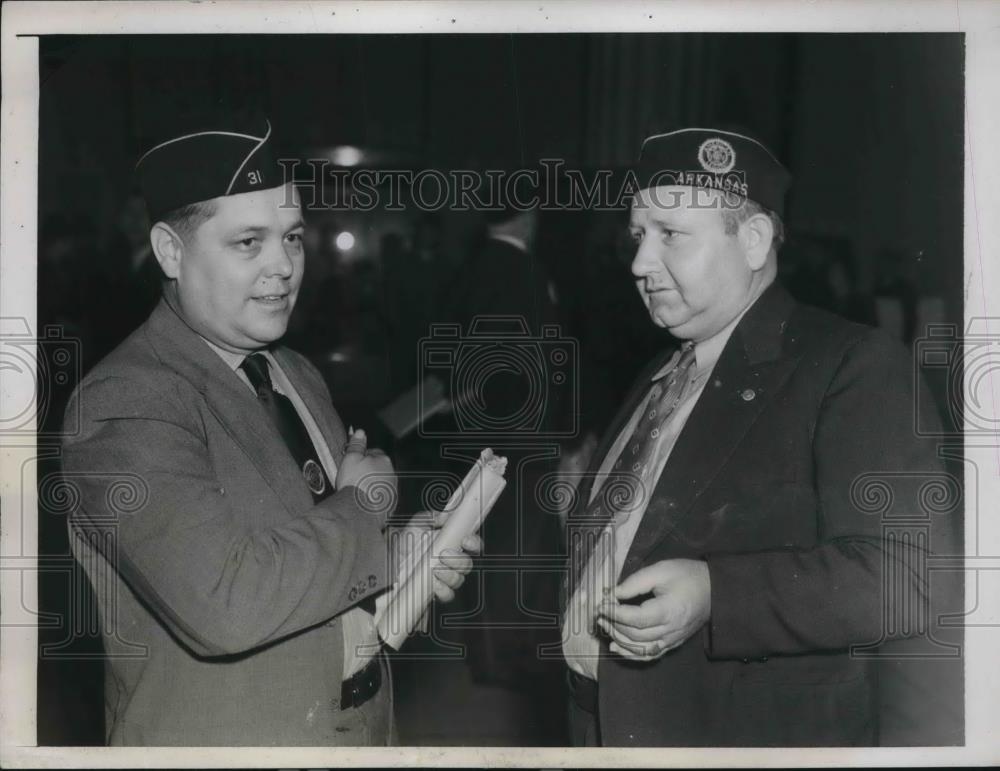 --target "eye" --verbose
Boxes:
[629,228,643,245]
[234,236,260,251]
[659,227,677,241]
[285,232,304,246]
